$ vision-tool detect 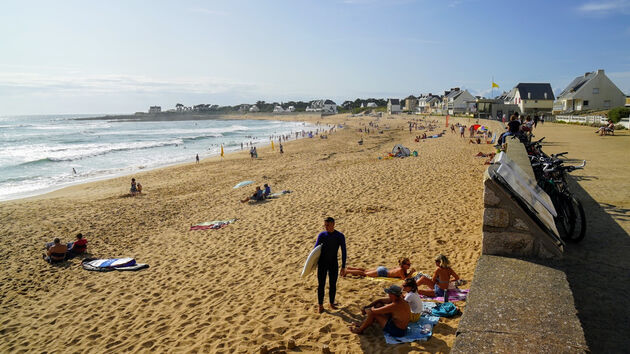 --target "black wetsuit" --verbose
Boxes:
[314,230,347,305]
